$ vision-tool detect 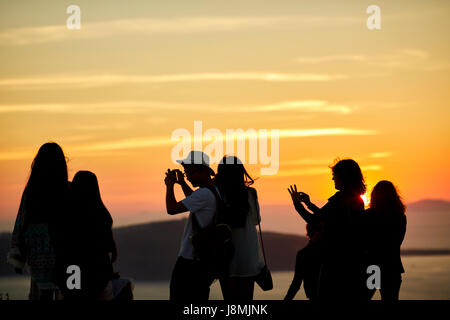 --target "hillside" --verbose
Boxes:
[1,199,449,280]
[0,219,308,280]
